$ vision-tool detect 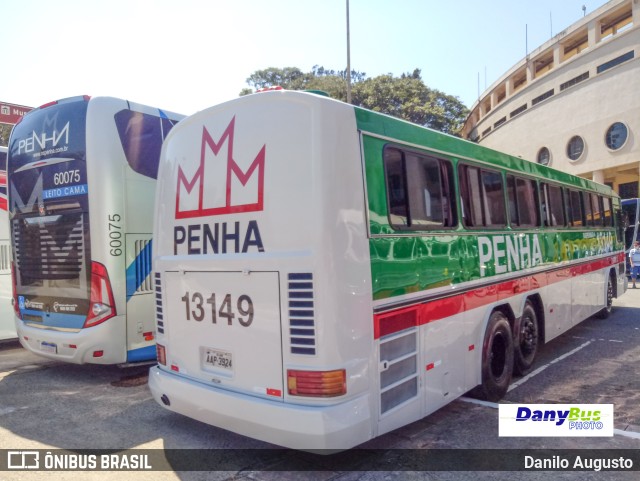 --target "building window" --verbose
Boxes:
[597,50,634,74]
[537,147,551,166]
[560,71,589,91]
[510,103,527,118]
[532,89,554,106]
[605,122,628,150]
[567,135,585,161]
[619,181,638,199]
